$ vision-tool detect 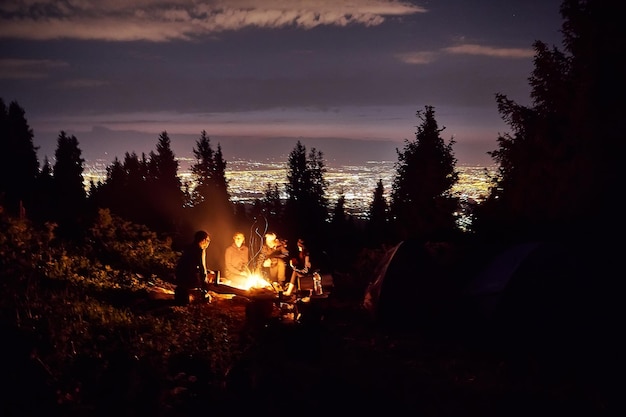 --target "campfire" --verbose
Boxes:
[228,272,273,292]
[207,270,331,325]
